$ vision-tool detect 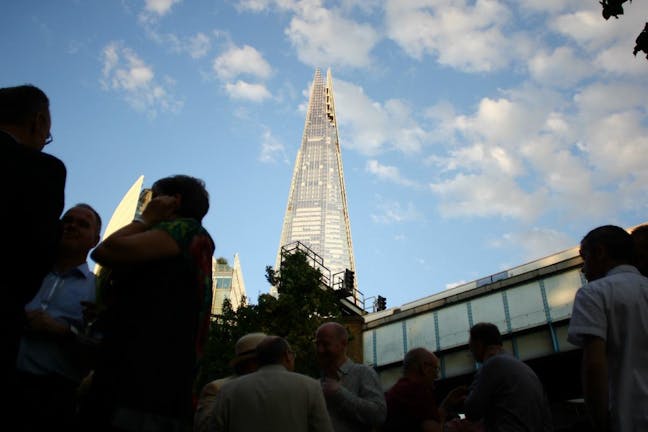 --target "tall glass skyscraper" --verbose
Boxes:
[273,68,355,296]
